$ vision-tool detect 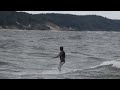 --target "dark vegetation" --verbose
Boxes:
[0,11,120,31]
